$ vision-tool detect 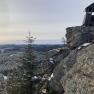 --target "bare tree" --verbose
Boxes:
[62,37,67,46]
